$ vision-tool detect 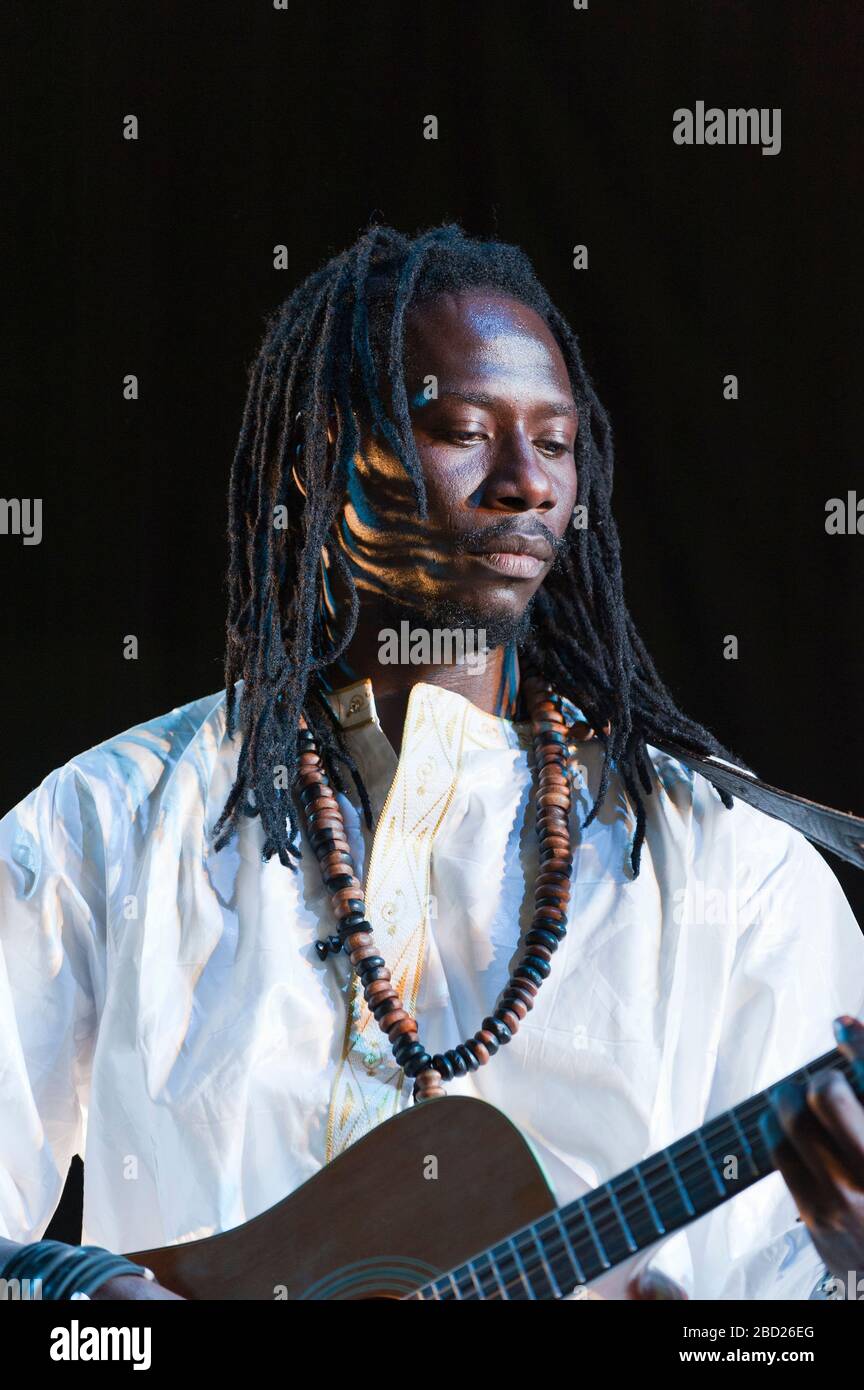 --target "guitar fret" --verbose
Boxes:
[725,1105,760,1178]
[490,1239,529,1300]
[550,1209,587,1288]
[572,1198,611,1271]
[434,1270,459,1299]
[748,1122,772,1173]
[632,1163,665,1237]
[509,1234,540,1300]
[609,1170,660,1249]
[471,1251,504,1299]
[558,1203,604,1282]
[662,1147,695,1218]
[638,1151,686,1228]
[604,1184,638,1255]
[701,1111,759,1194]
[584,1190,629,1264]
[672,1125,742,1214]
[451,1263,478,1299]
[520,1227,560,1299]
[695,1129,727,1197]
